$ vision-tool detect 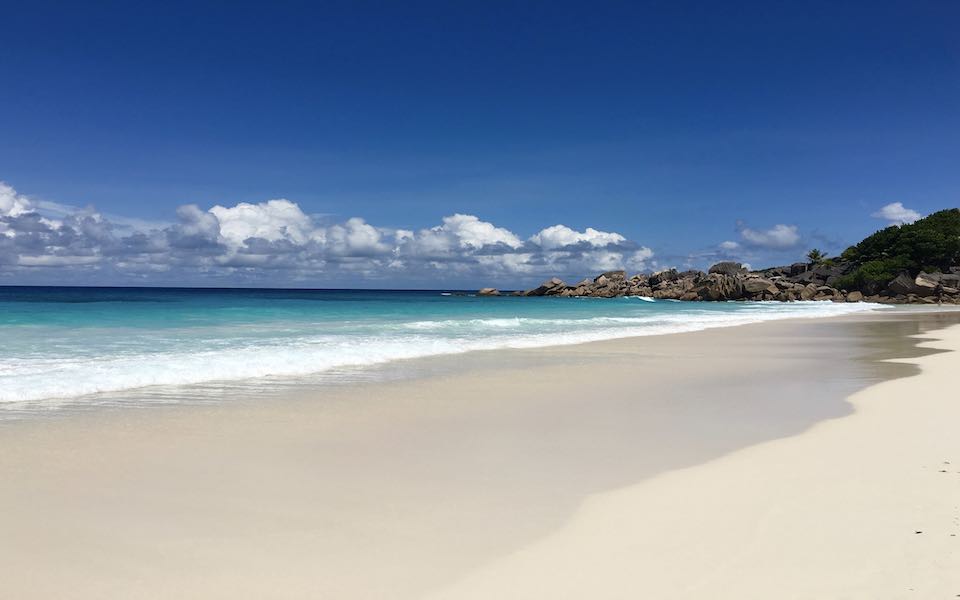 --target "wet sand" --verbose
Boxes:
[0,310,958,598]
